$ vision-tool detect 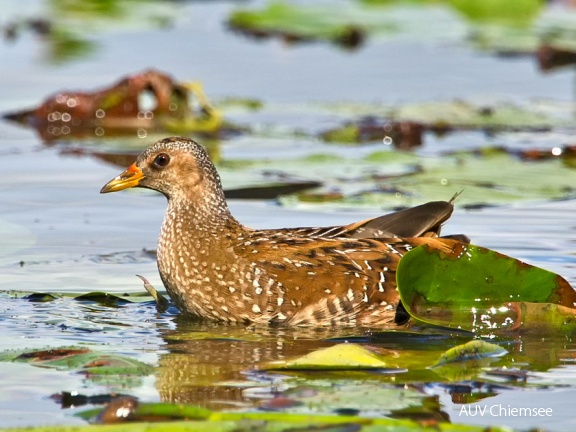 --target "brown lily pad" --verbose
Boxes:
[3,69,222,142]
